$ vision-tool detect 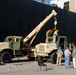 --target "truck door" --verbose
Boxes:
[60,38,64,49]
[59,37,68,50]
[13,38,21,50]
